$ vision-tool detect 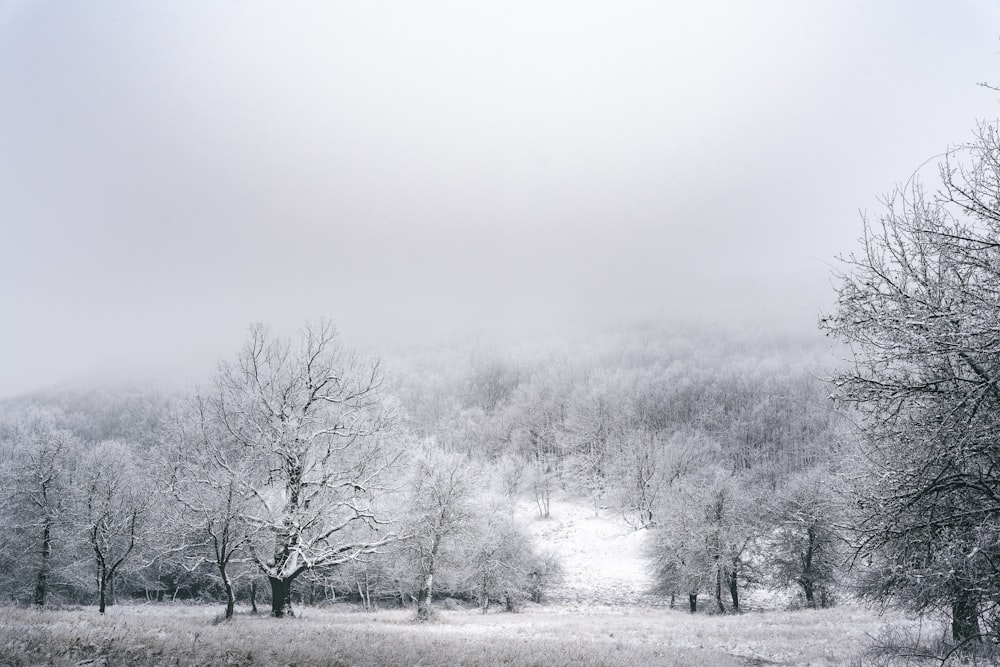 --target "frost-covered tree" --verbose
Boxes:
[210,322,398,617]
[406,446,479,620]
[74,440,150,614]
[0,416,77,606]
[766,468,841,608]
[824,119,1000,643]
[164,396,258,620]
[611,427,715,529]
[463,512,557,613]
[649,469,757,613]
